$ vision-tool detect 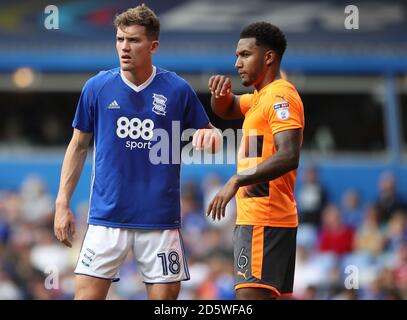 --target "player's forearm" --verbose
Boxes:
[210,93,235,119]
[235,150,299,187]
[56,141,88,207]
